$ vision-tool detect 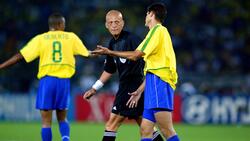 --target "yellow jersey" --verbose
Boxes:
[20,31,89,79]
[136,24,178,89]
